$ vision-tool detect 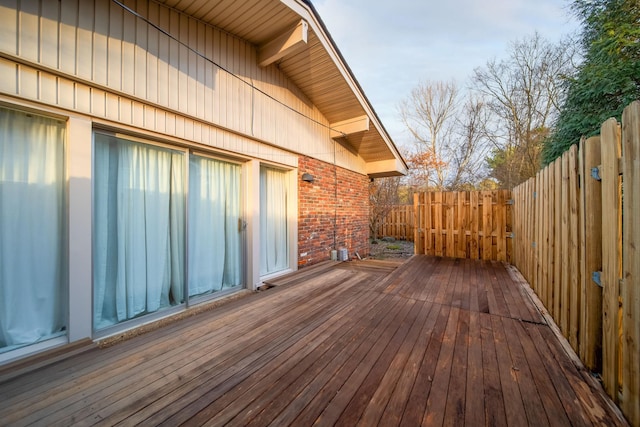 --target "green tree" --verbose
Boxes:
[544,0,640,163]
